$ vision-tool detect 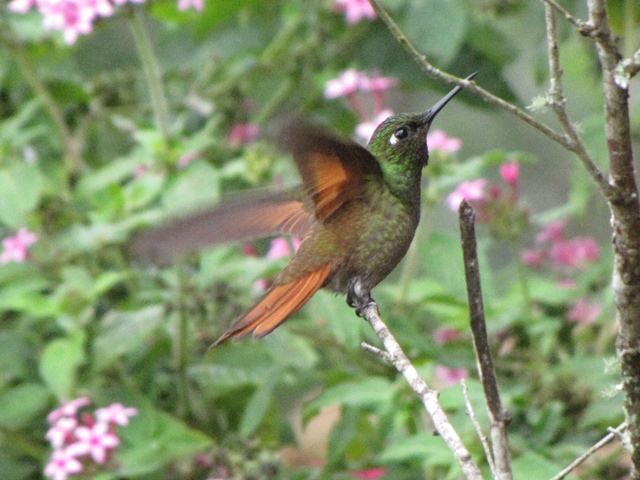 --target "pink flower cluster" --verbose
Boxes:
[447,161,520,212]
[7,0,202,45]
[324,69,397,143]
[334,0,375,24]
[44,397,137,480]
[0,228,38,264]
[521,220,600,270]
